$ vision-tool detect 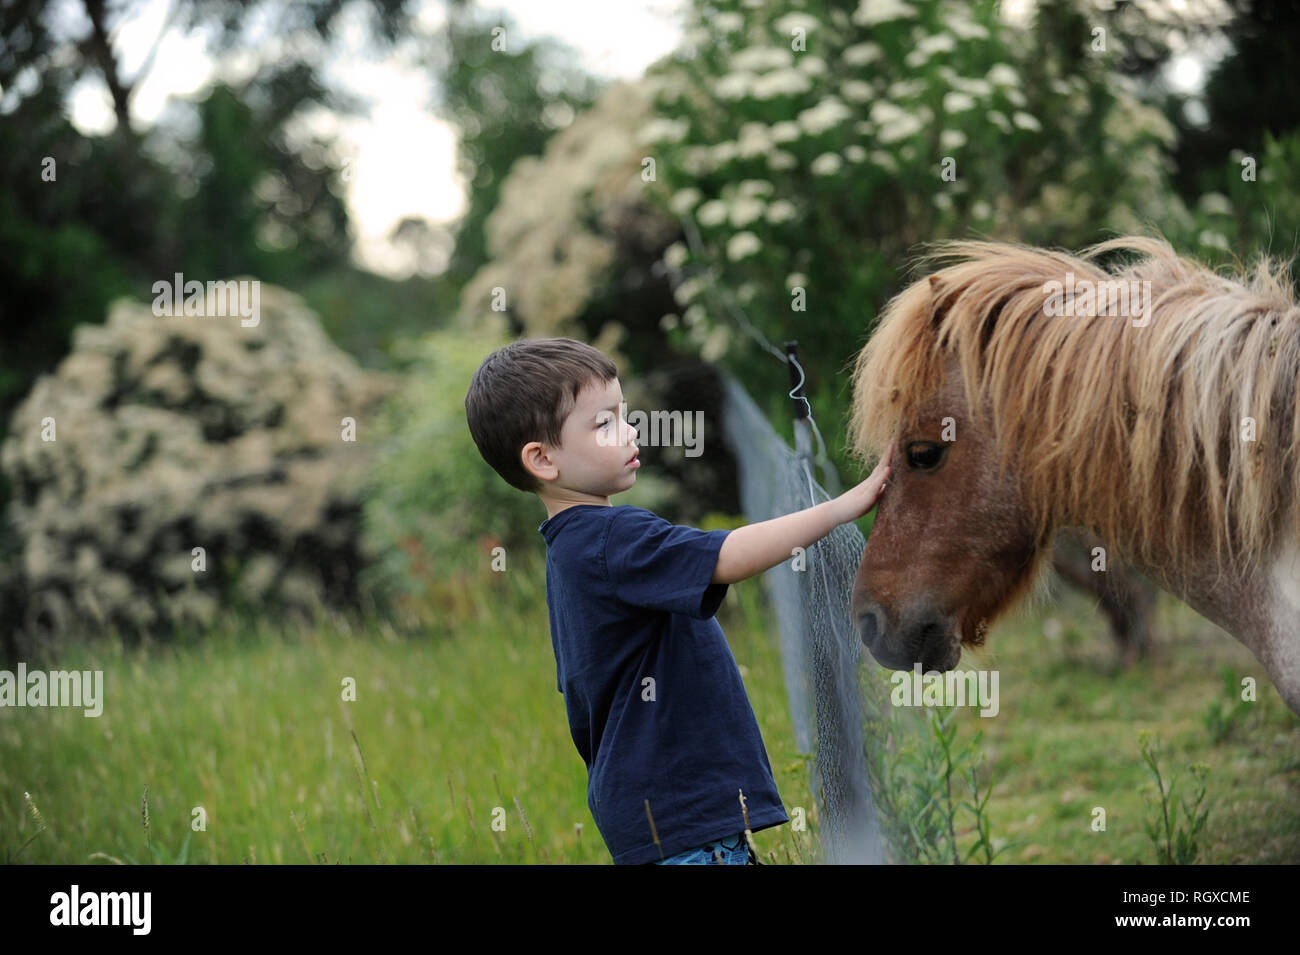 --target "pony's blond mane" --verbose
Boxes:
[848,234,1300,575]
